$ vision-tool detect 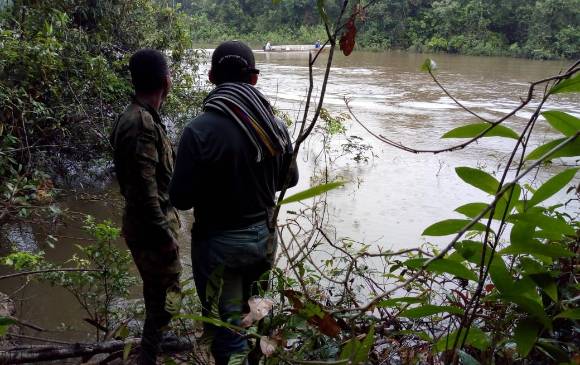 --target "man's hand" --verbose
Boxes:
[160,237,179,253]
